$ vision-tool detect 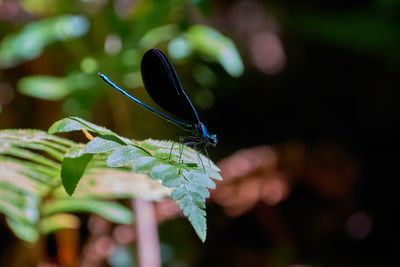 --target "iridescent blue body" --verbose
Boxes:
[98,48,217,167]
[193,122,217,147]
